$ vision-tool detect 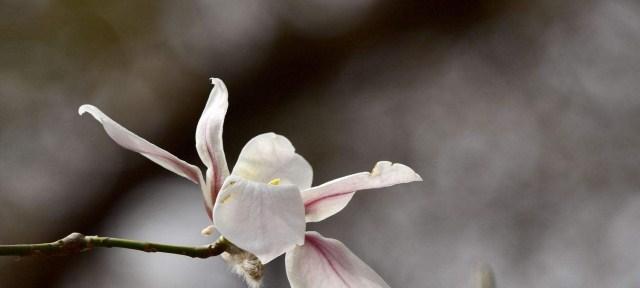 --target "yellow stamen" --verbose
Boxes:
[220,194,232,204]
[268,178,281,185]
